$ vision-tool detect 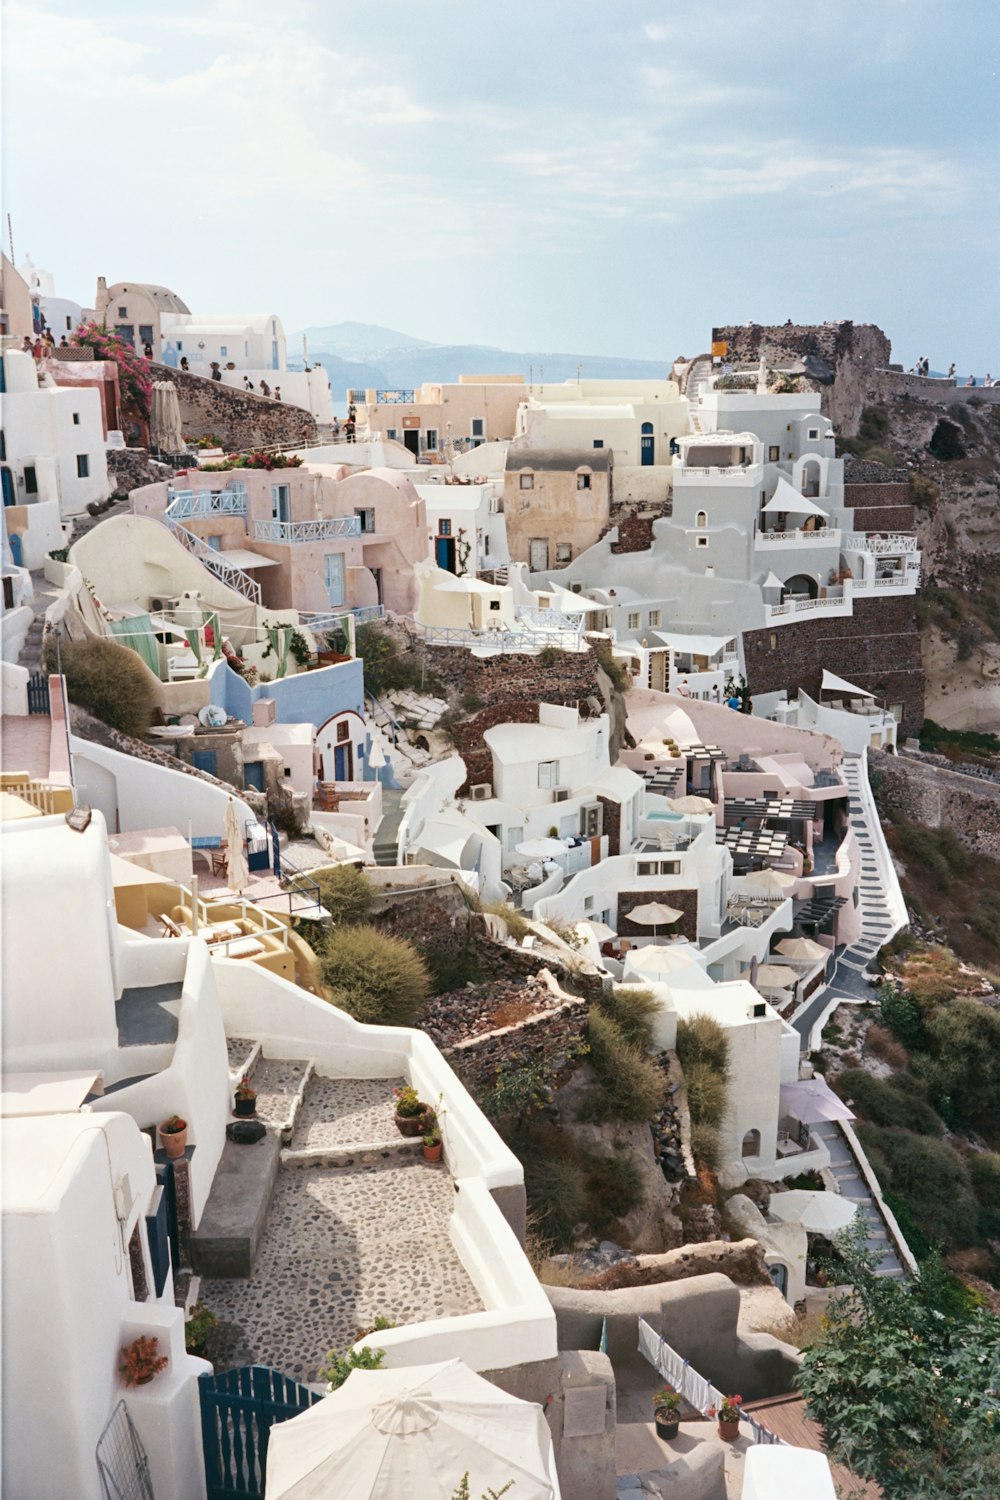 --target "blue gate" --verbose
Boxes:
[199,1365,322,1500]
[27,671,50,715]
